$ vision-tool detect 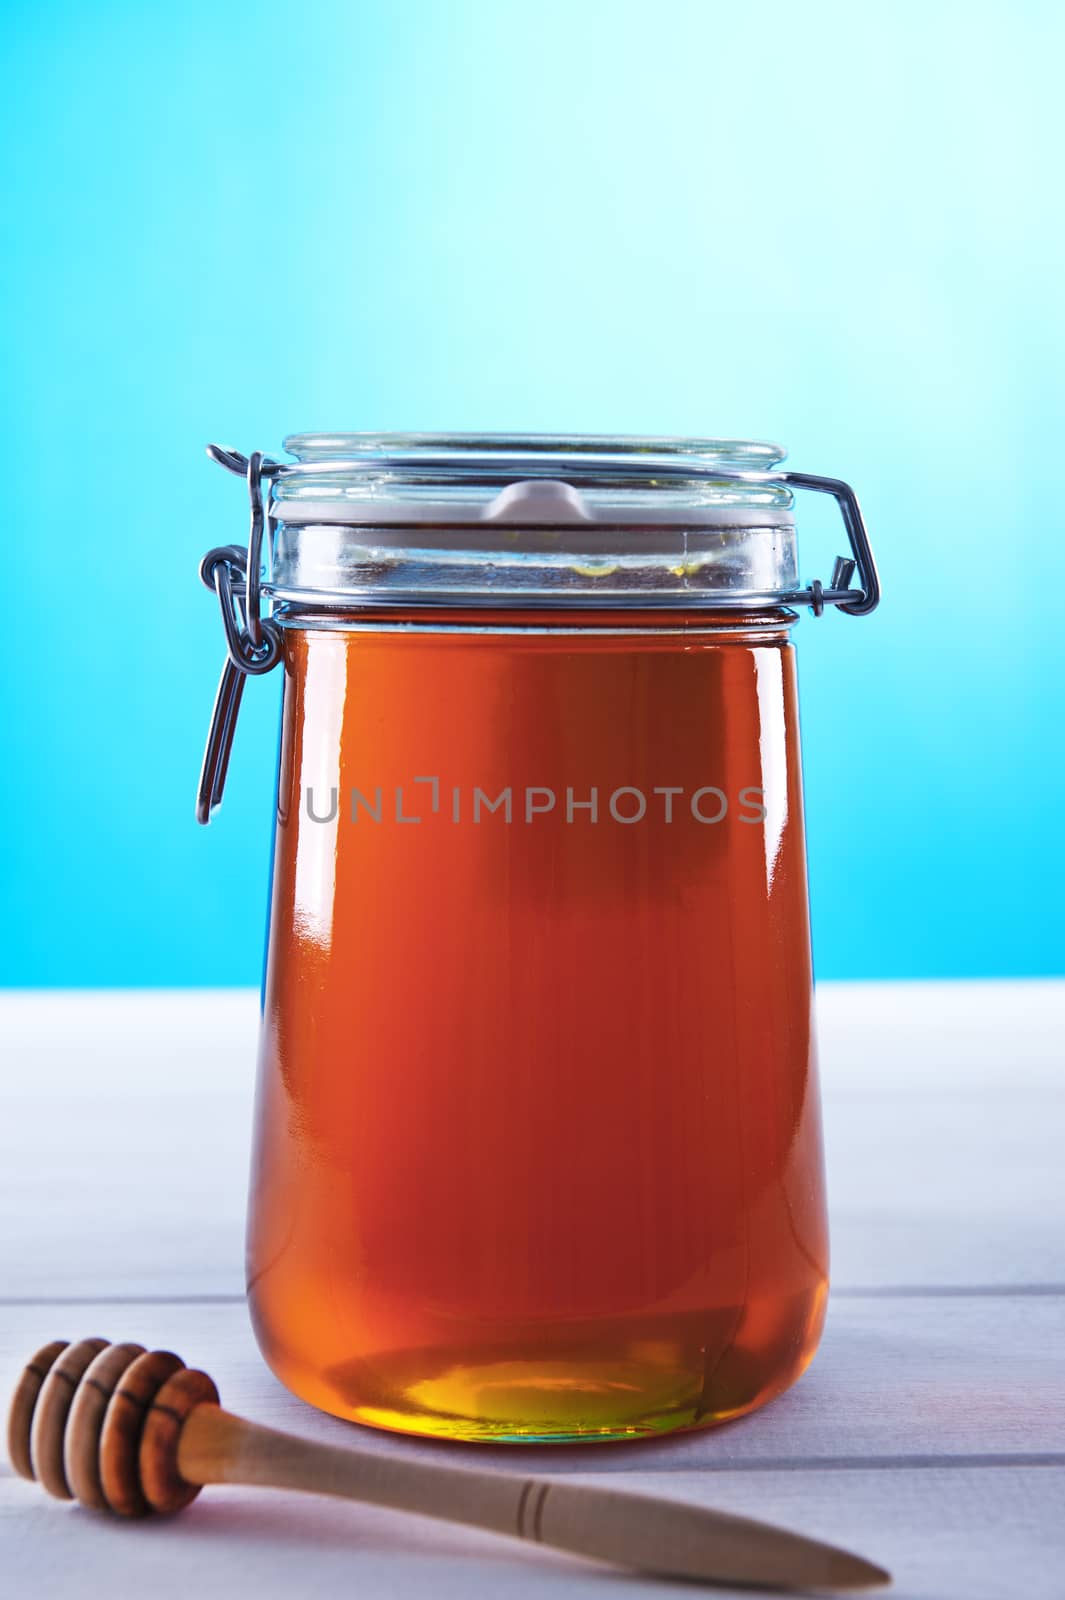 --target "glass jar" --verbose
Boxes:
[196,434,879,1444]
